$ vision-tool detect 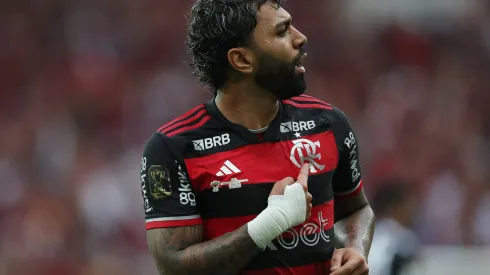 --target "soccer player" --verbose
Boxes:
[139,0,375,274]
